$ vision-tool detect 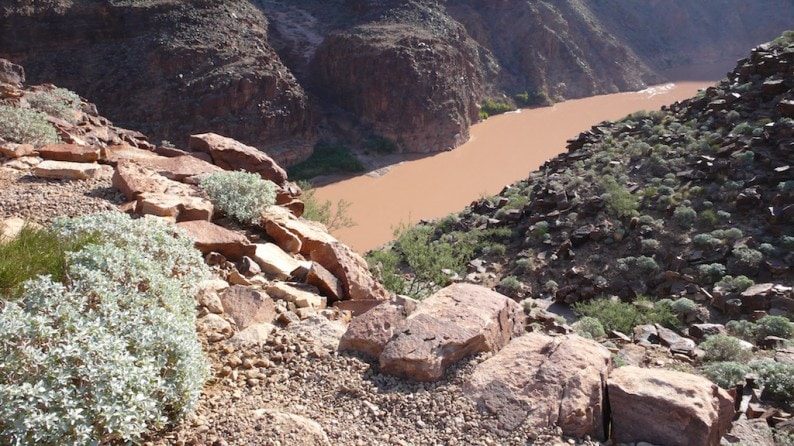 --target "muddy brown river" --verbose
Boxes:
[315,78,719,253]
